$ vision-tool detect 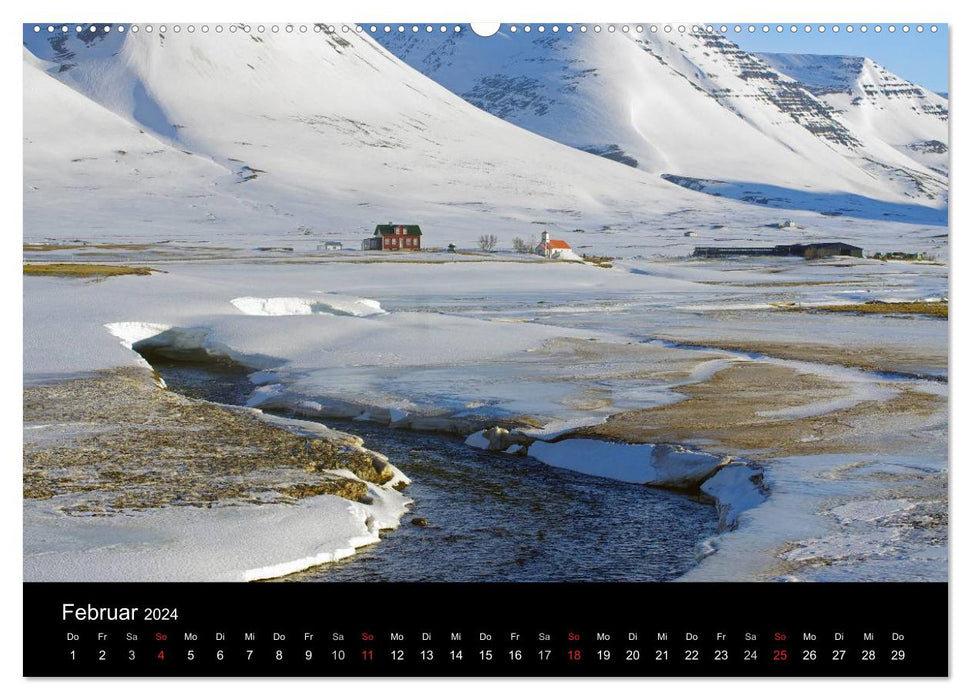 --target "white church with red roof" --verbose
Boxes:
[535,231,579,260]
